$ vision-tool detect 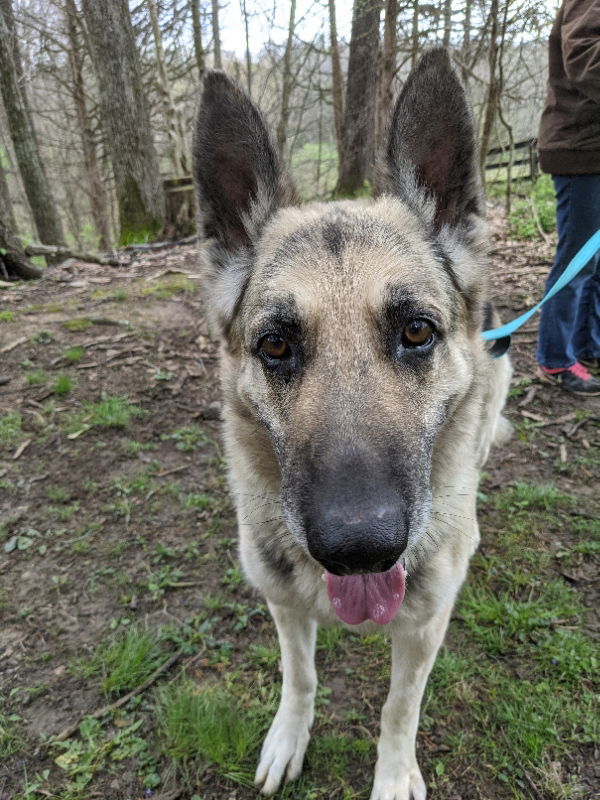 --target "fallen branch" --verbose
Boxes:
[24,243,121,267]
[51,649,183,744]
